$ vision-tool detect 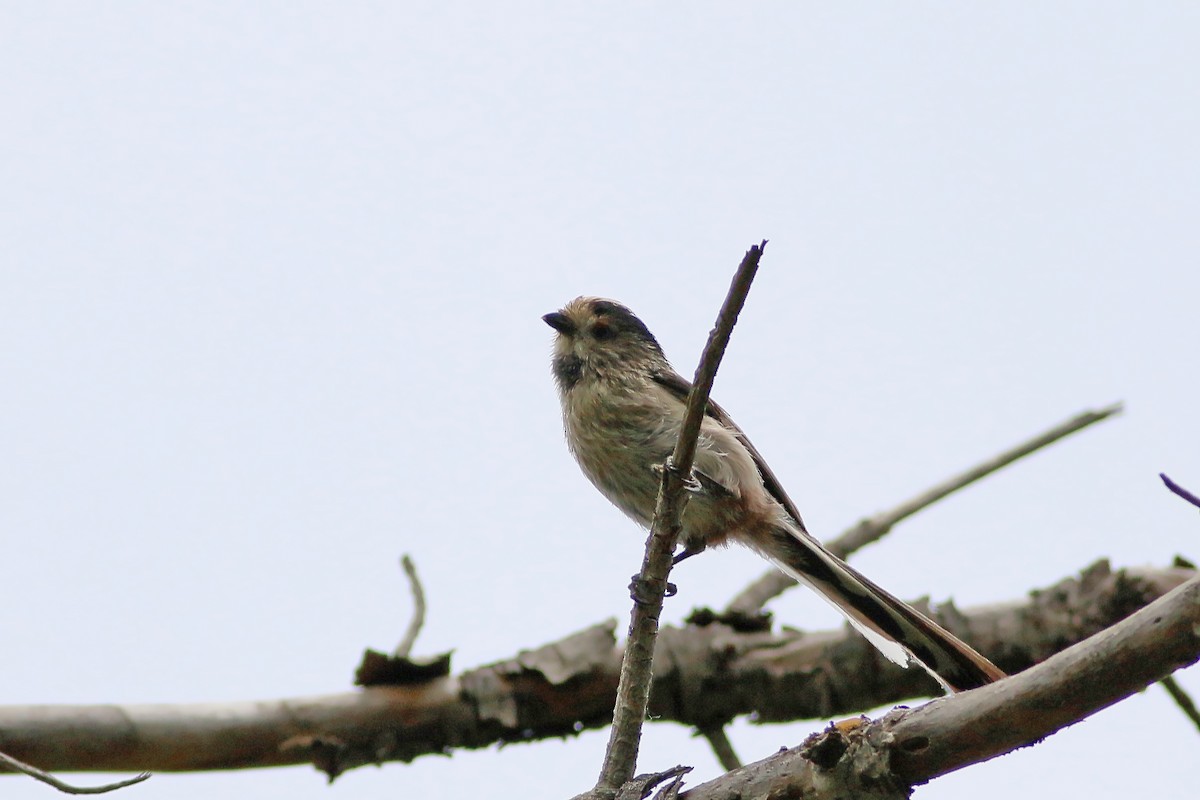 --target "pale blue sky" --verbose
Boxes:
[2,4,1198,798]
